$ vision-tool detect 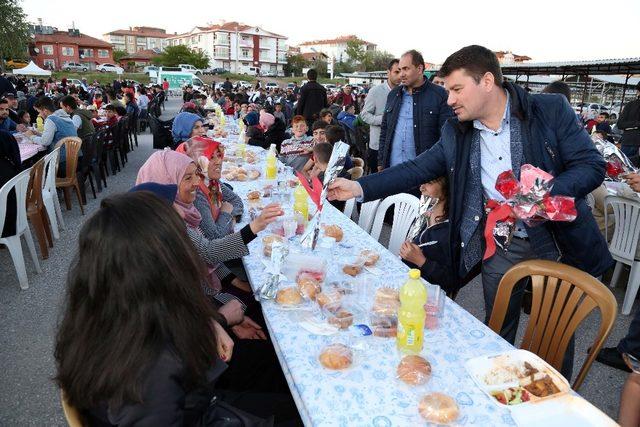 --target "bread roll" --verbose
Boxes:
[397,355,432,385]
[262,235,284,257]
[324,225,344,242]
[360,250,380,266]
[276,287,302,305]
[319,344,353,370]
[418,393,459,423]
